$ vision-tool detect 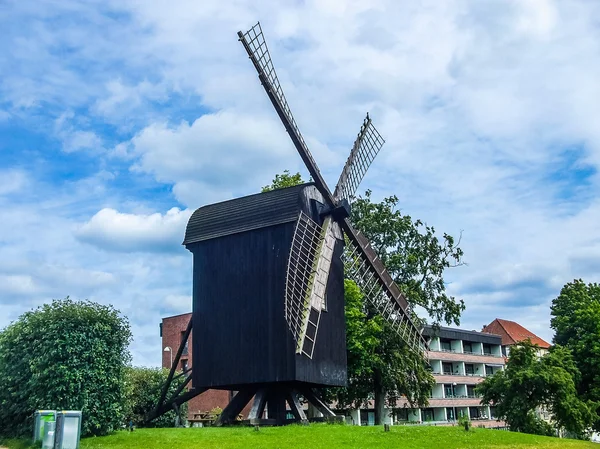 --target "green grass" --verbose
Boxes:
[3,425,598,449]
